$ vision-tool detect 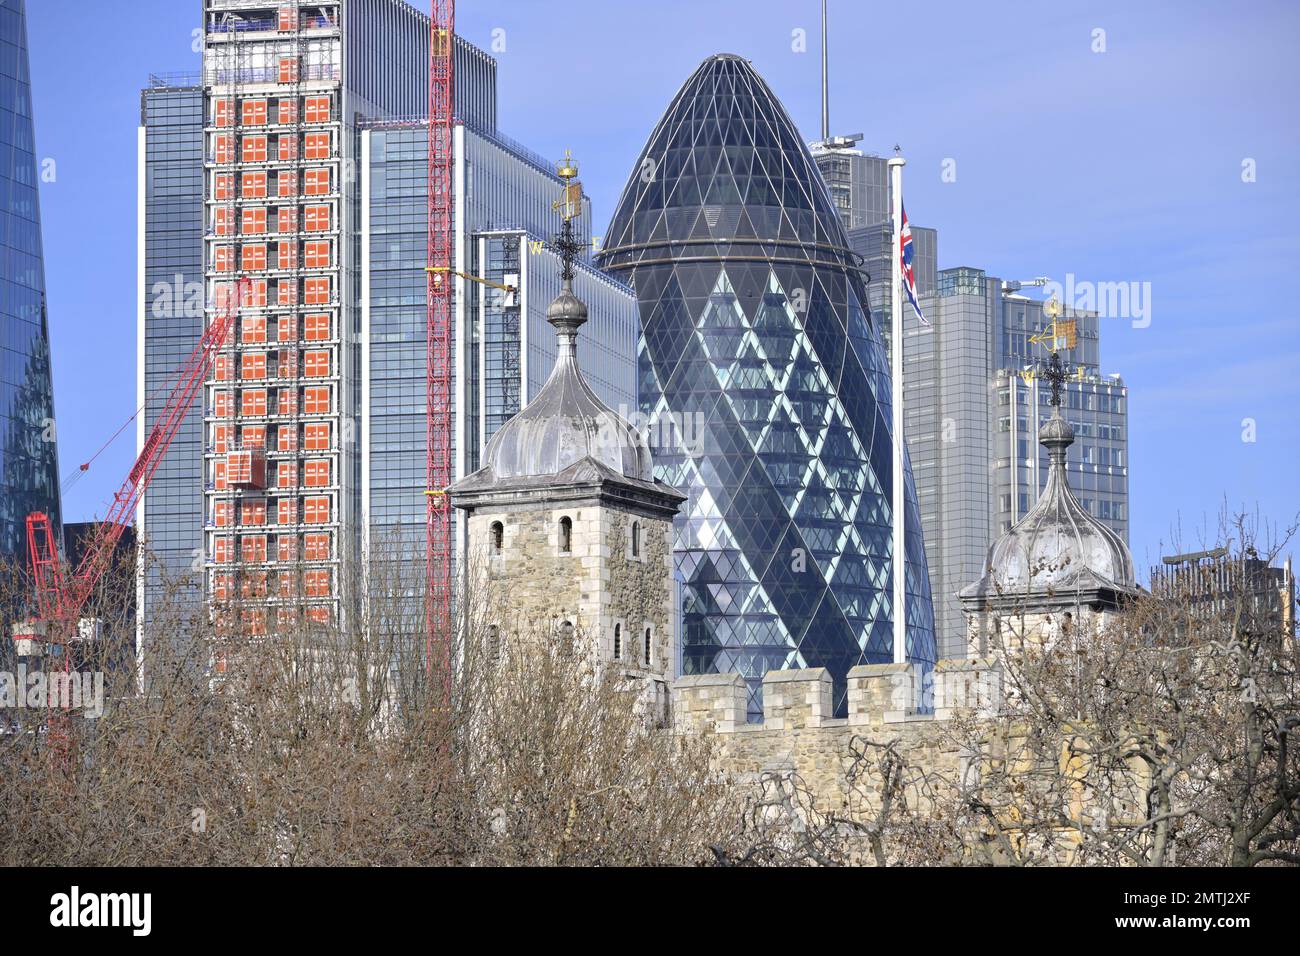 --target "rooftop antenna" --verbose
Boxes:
[820,0,829,142]
[815,1,863,151]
